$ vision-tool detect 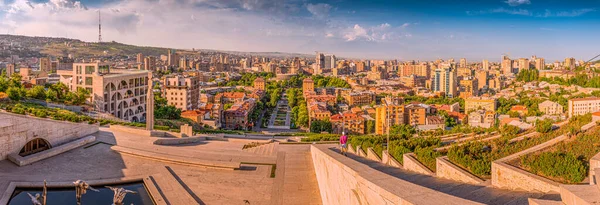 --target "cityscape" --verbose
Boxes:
[1,0,600,204]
